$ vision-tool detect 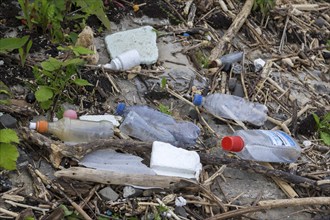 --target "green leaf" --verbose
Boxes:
[41,57,62,71]
[320,131,330,146]
[0,129,19,144]
[24,216,35,220]
[73,78,92,86]
[313,113,320,128]
[60,204,73,217]
[35,86,53,102]
[0,36,29,52]
[63,58,84,67]
[74,0,111,30]
[40,100,53,110]
[0,143,19,170]
[159,104,172,115]
[73,46,94,55]
[161,77,167,90]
